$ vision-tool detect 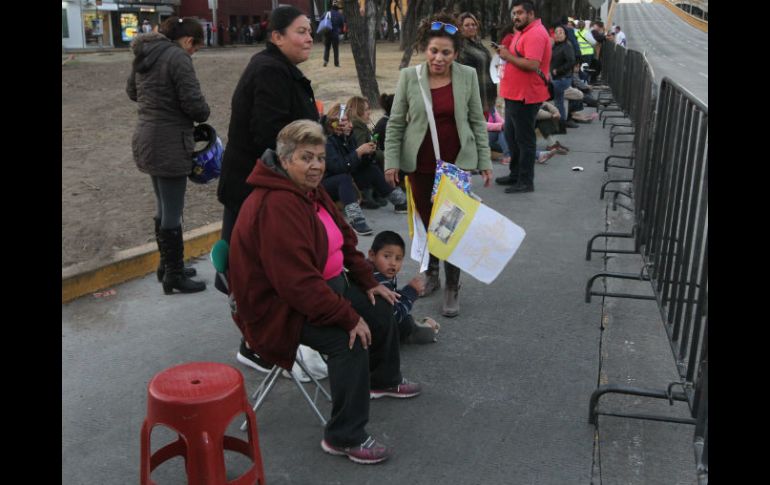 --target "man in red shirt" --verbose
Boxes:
[493,1,552,193]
